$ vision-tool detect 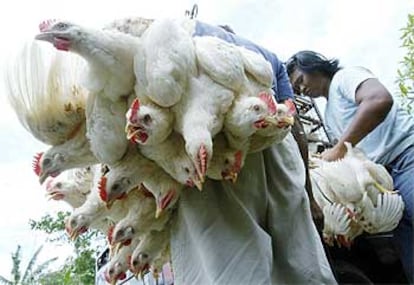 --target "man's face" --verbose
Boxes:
[289,68,328,98]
